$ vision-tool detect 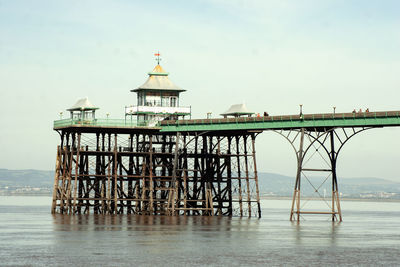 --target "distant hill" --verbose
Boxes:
[0,169,53,187]
[1,168,399,198]
[257,172,400,197]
